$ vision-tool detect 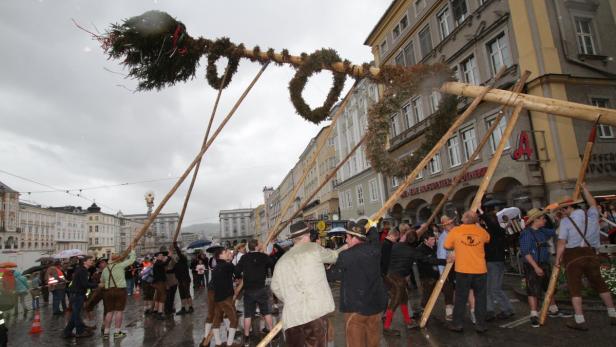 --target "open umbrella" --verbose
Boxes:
[35,256,54,263]
[22,264,47,275]
[327,226,348,236]
[206,244,224,253]
[53,248,85,259]
[0,262,17,268]
[187,239,212,249]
